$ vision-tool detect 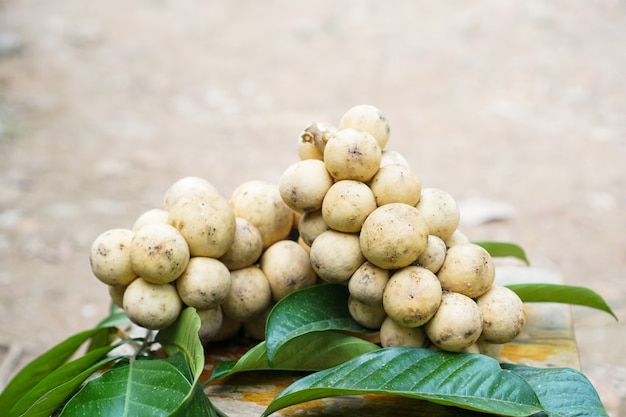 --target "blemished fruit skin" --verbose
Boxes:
[122,278,183,330]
